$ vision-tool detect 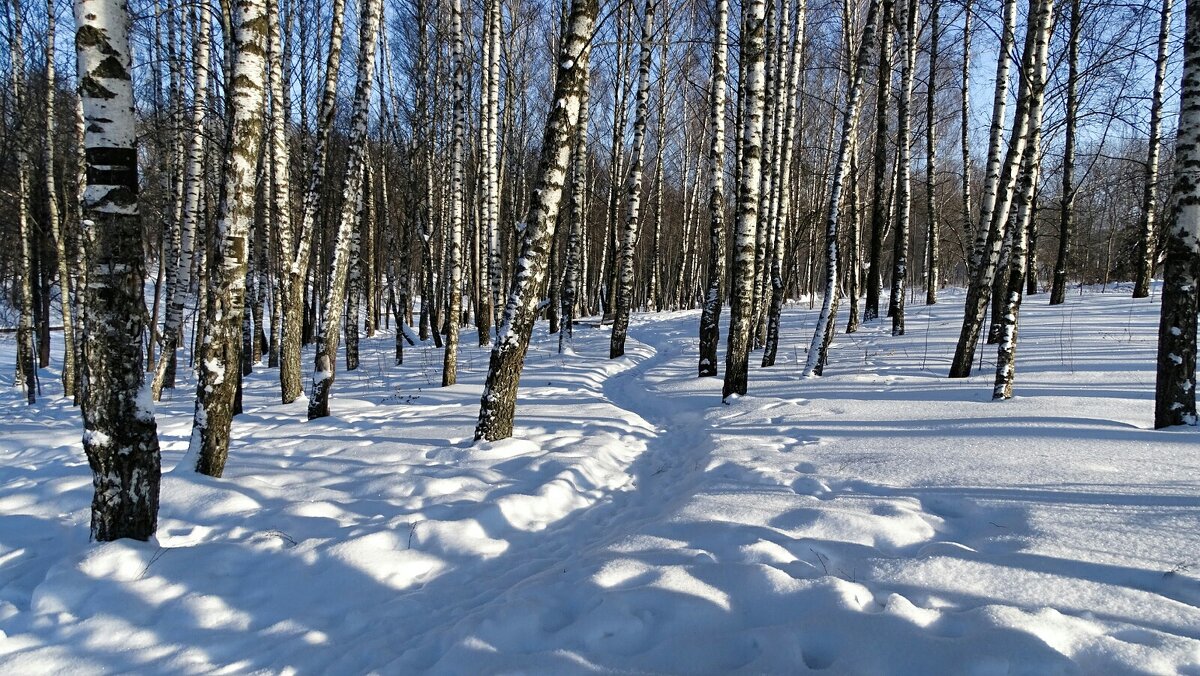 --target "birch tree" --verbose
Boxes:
[993,0,1054,400]
[152,0,211,398]
[188,0,269,477]
[959,0,972,277]
[1154,0,1199,428]
[45,0,77,398]
[1133,0,1174,299]
[560,59,590,353]
[280,0,347,404]
[950,0,1034,378]
[924,0,940,306]
[610,0,656,359]
[863,0,893,322]
[722,0,767,399]
[763,0,806,367]
[308,0,383,420]
[9,0,35,404]
[1050,0,1080,306]
[474,0,597,441]
[442,0,466,385]
[803,0,882,376]
[698,0,729,377]
[73,0,162,540]
[889,0,918,336]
